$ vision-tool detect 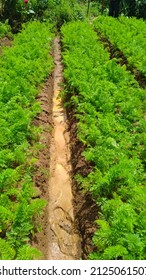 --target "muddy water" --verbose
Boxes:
[47,38,81,260]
